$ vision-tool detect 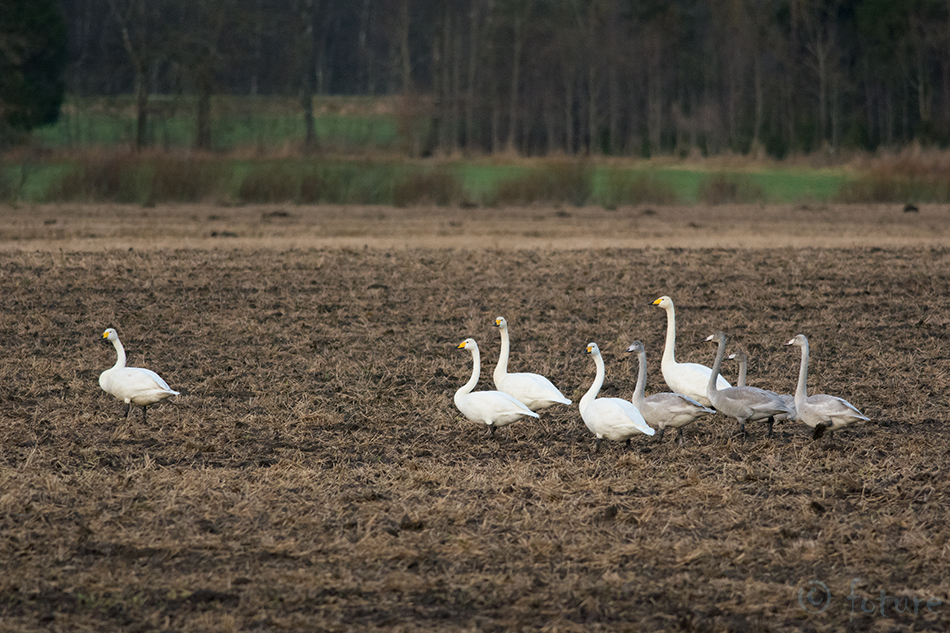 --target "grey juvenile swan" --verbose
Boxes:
[627,341,714,446]
[785,334,869,440]
[727,349,797,423]
[705,332,792,438]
